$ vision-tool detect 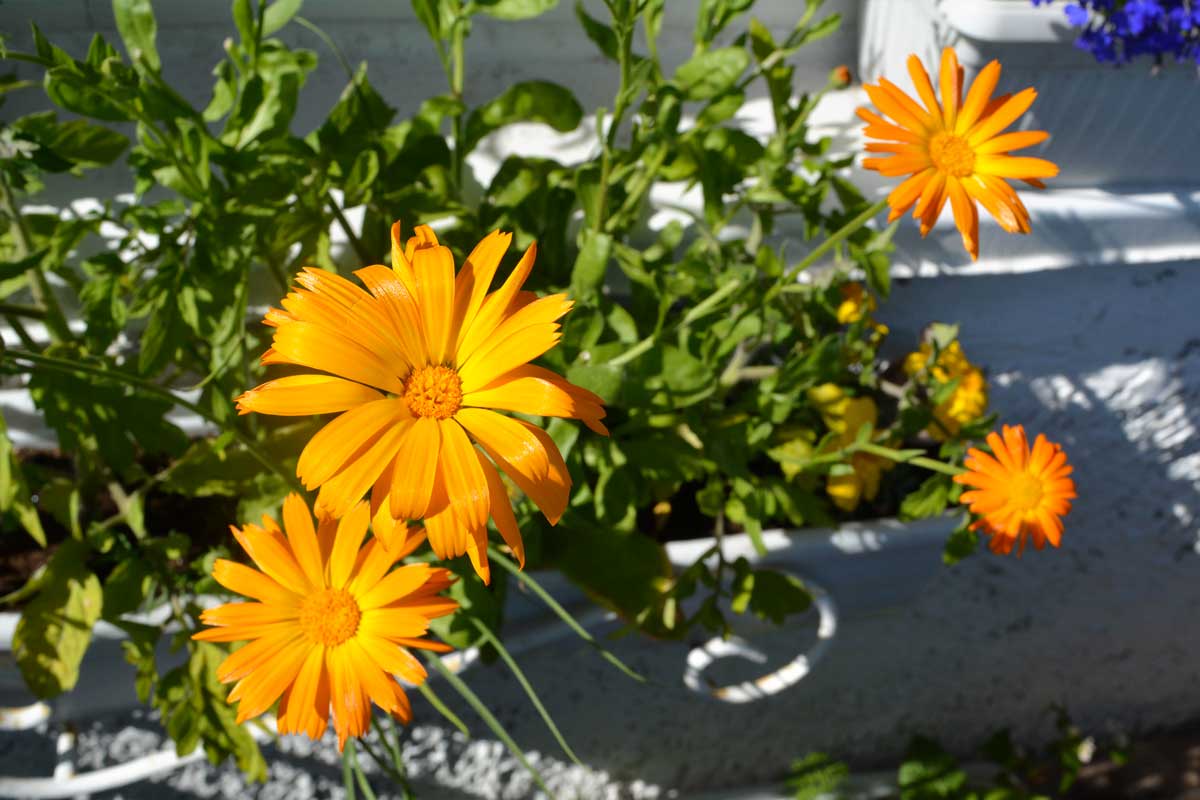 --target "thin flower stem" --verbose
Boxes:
[0,170,72,343]
[294,16,355,81]
[342,741,359,800]
[854,441,966,476]
[448,2,468,194]
[357,732,410,796]
[469,616,581,765]
[781,197,890,283]
[415,680,471,737]
[488,547,646,682]
[422,653,552,796]
[593,13,636,232]
[3,349,304,492]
